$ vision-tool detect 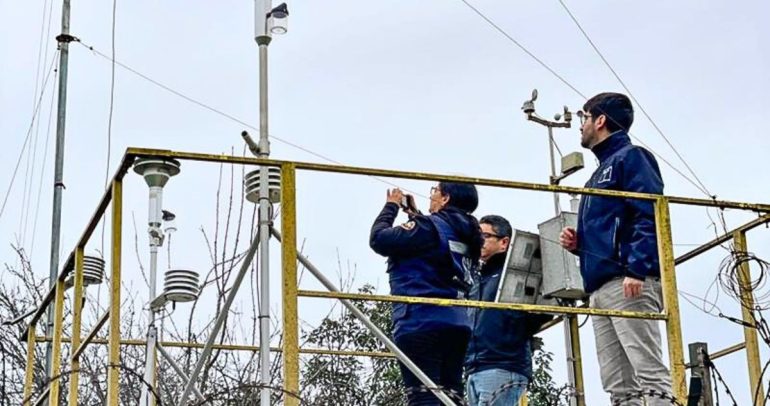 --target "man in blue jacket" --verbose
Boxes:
[465,215,552,406]
[370,182,483,405]
[559,92,671,406]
